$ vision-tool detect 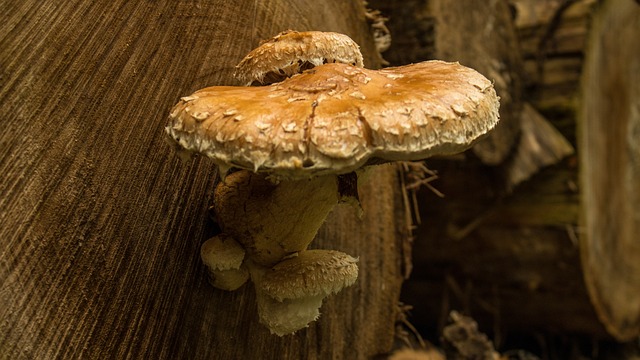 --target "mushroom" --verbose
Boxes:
[166,30,500,335]
[167,61,499,180]
[234,30,364,86]
[200,233,249,291]
[251,249,358,336]
[212,169,341,267]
